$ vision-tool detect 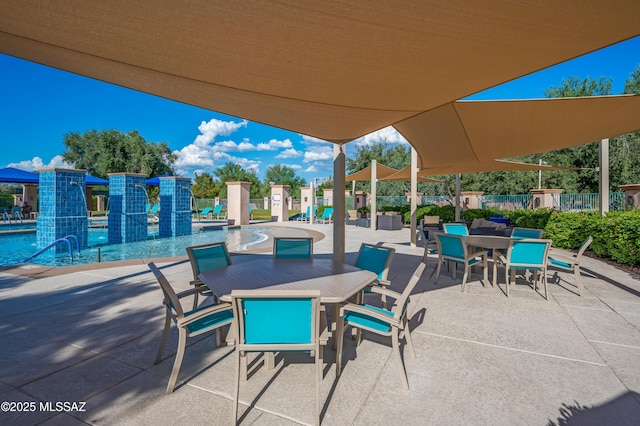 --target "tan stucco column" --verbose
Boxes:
[300,186,312,216]
[226,181,251,225]
[461,191,484,209]
[619,184,640,209]
[530,189,563,209]
[270,184,290,222]
[323,188,334,206]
